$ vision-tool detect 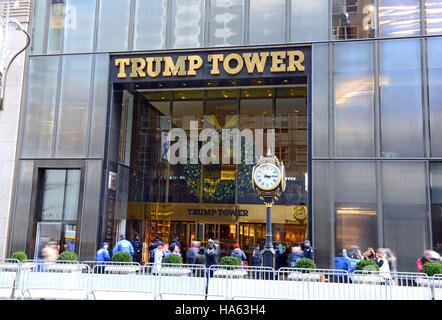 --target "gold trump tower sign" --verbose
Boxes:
[111,47,310,82]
